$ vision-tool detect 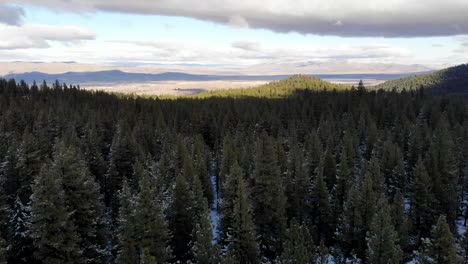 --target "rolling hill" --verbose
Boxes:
[375,64,468,95]
[193,75,350,98]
